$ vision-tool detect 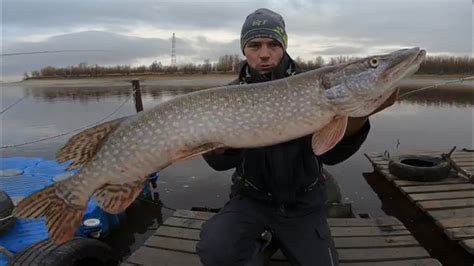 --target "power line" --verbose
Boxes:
[398,76,474,99]
[0,95,27,115]
[0,90,134,149]
[0,50,111,56]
